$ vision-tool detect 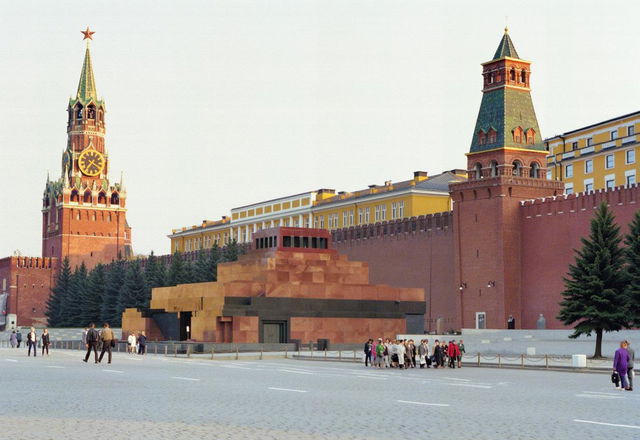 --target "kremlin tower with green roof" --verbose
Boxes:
[42,28,132,269]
